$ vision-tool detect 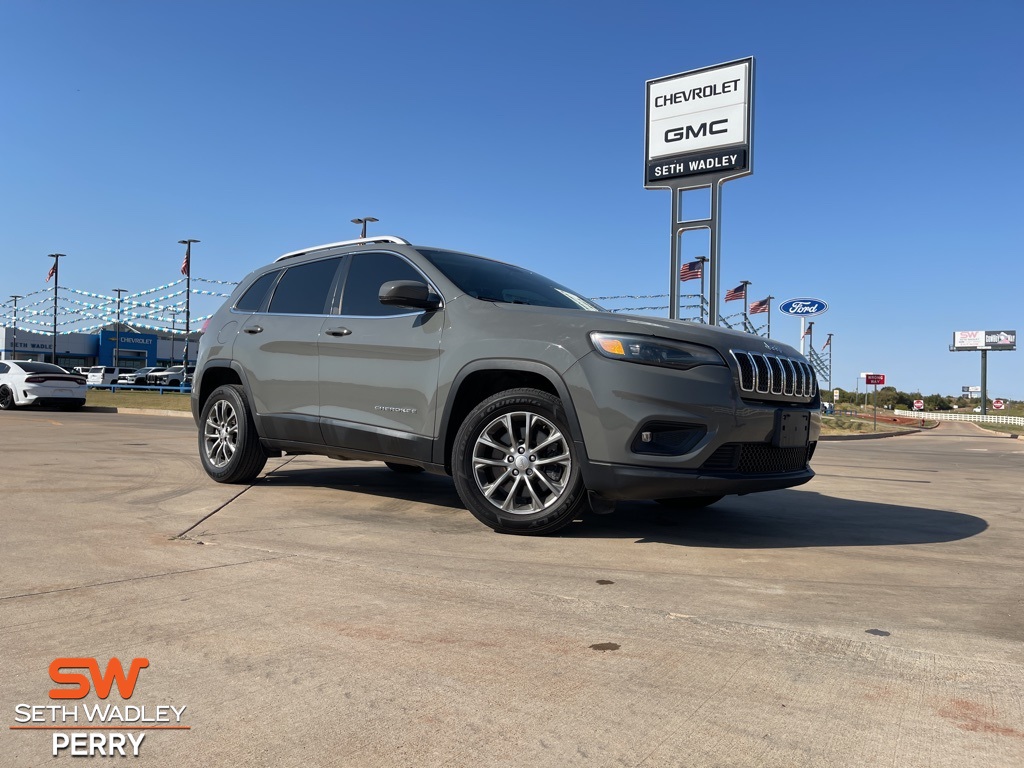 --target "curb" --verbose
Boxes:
[83,406,193,418]
[820,429,921,441]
